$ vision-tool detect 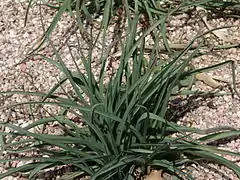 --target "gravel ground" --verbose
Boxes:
[1,1,240,179]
